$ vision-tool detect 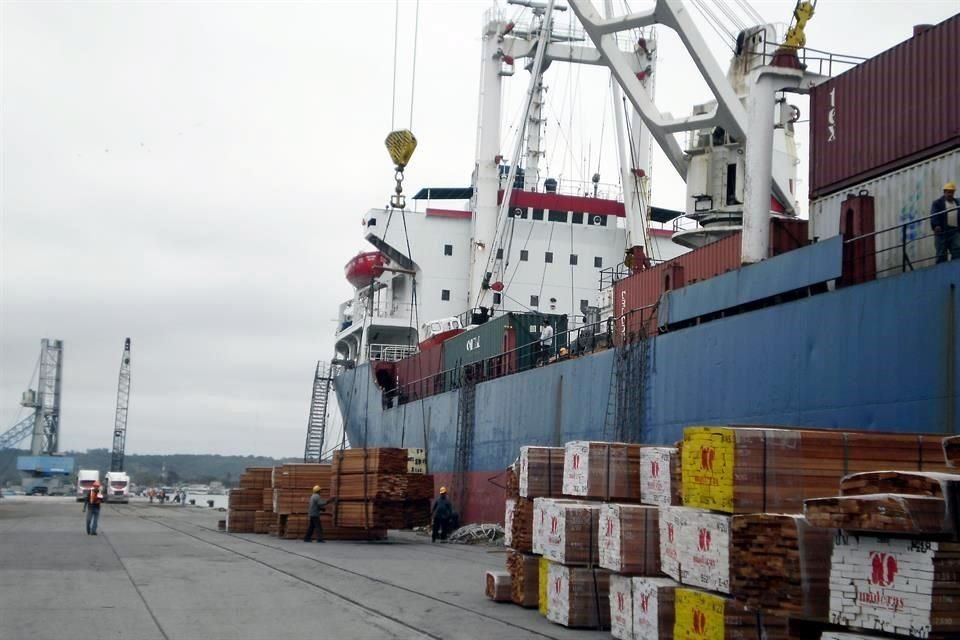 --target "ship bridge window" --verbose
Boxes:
[545,251,553,263]
[530,295,539,307]
[569,254,578,266]
[508,207,528,219]
[520,250,529,261]
[367,217,377,226]
[572,212,584,224]
[548,210,568,223]
[496,248,504,259]
[532,208,544,221]
[587,215,608,227]
[441,289,450,301]
[594,256,603,268]
[444,244,453,256]
[493,292,502,305]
